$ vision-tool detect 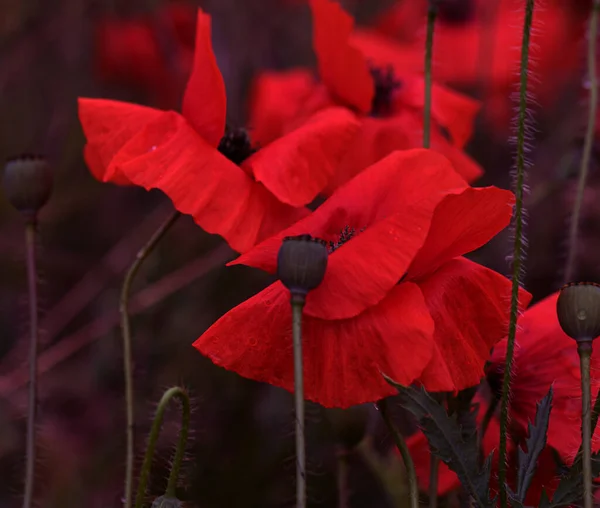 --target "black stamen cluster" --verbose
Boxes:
[218,126,257,165]
[328,225,357,253]
[370,66,402,117]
